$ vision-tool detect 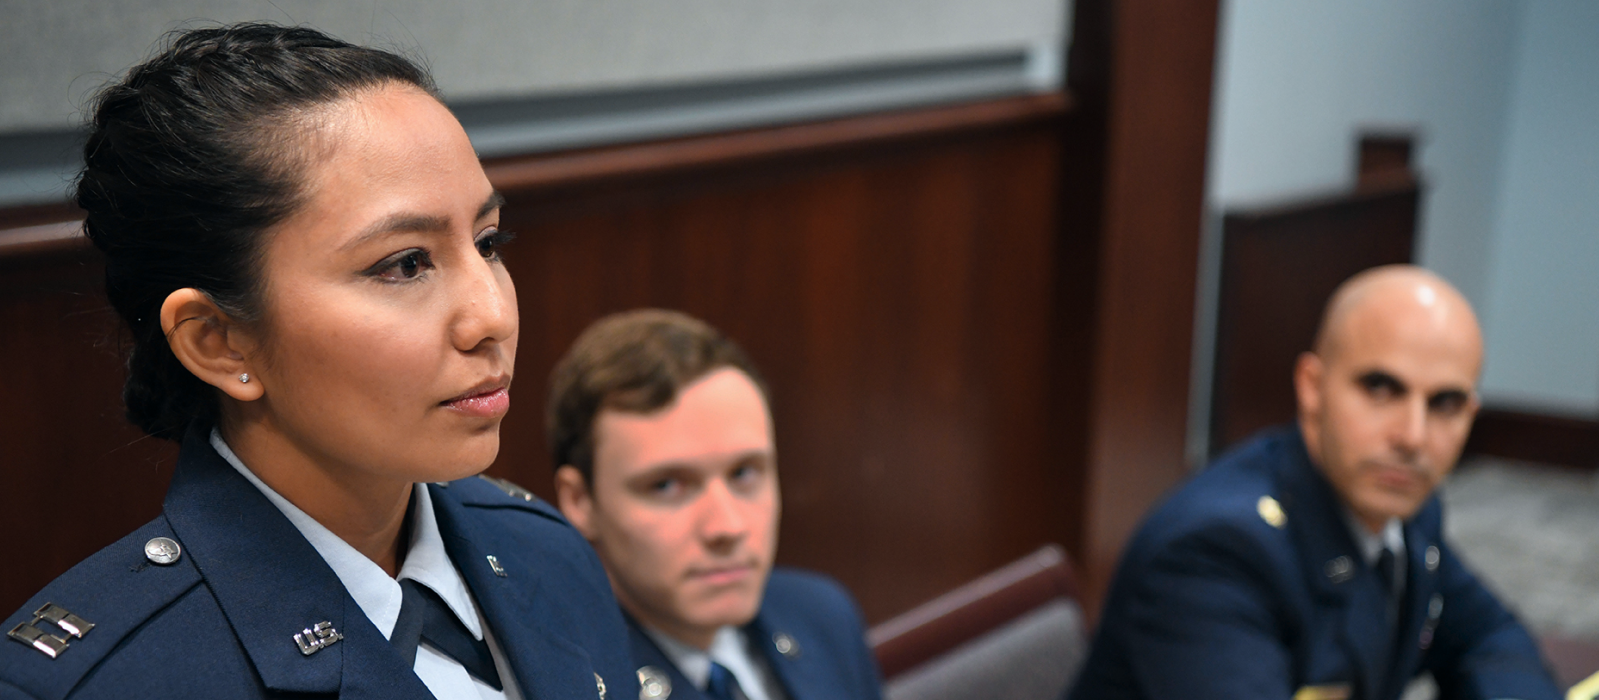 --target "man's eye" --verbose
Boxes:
[1429,392,1468,415]
[649,478,681,497]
